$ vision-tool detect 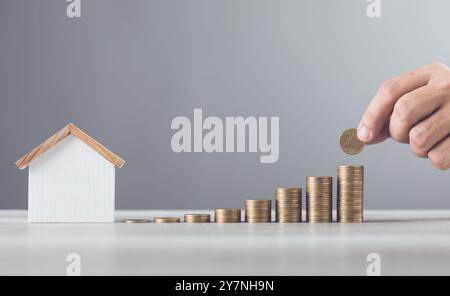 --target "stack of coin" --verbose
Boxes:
[123,218,151,223]
[306,177,332,223]
[153,217,180,223]
[214,209,241,223]
[275,188,301,223]
[245,200,272,223]
[337,165,364,223]
[184,214,211,223]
